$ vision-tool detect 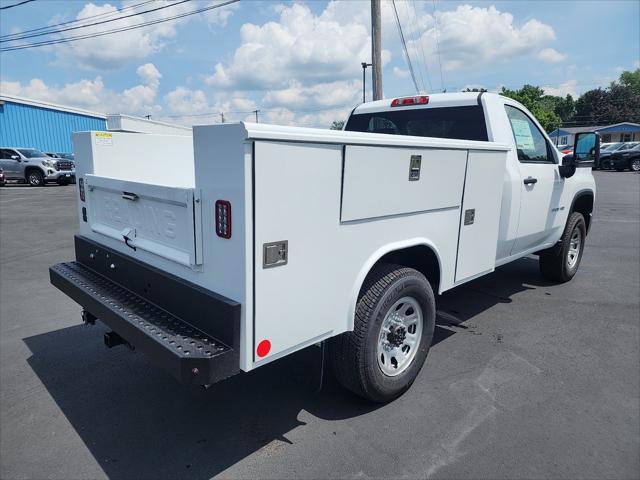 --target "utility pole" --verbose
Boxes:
[253,109,260,123]
[361,62,372,103]
[371,0,383,100]
[220,112,225,123]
